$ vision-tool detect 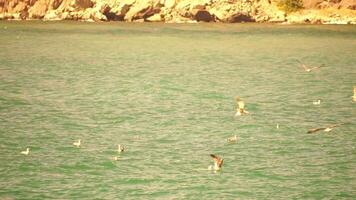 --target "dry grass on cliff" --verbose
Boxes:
[278,0,304,13]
